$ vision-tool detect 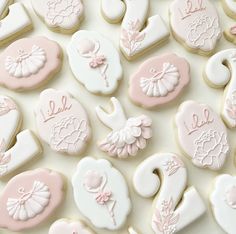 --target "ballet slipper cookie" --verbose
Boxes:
[0,36,62,91]
[210,174,236,234]
[67,30,122,95]
[49,219,95,234]
[101,0,170,60]
[0,2,33,47]
[0,96,42,178]
[169,0,221,56]
[221,0,236,19]
[72,157,131,230]
[224,26,236,44]
[204,49,236,128]
[35,89,91,155]
[129,53,190,109]
[133,153,206,234]
[0,168,64,232]
[96,97,152,158]
[31,0,84,34]
[175,101,229,170]
[0,0,13,19]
